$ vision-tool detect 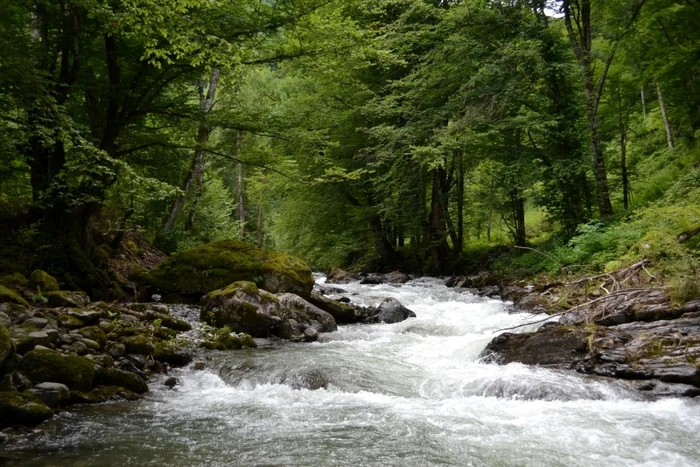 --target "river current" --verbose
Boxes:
[2,276,700,466]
